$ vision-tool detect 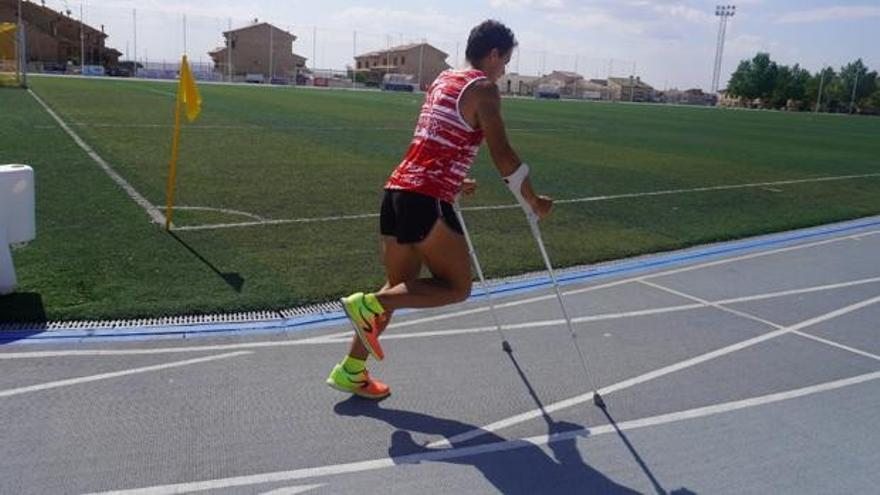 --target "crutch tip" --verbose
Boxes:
[593,393,606,409]
[502,341,513,353]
